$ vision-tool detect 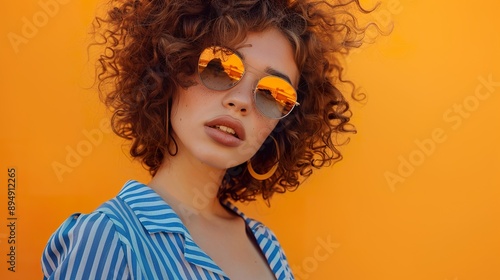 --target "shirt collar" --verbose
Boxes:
[116,180,292,279]
[117,180,256,235]
[117,180,189,235]
[116,180,227,276]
